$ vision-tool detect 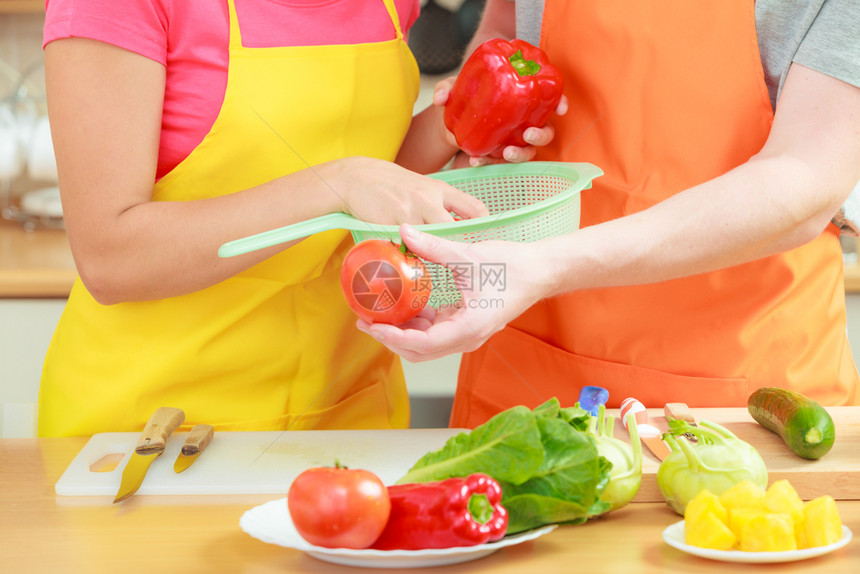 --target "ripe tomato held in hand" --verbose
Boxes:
[340,239,432,325]
[287,464,391,549]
